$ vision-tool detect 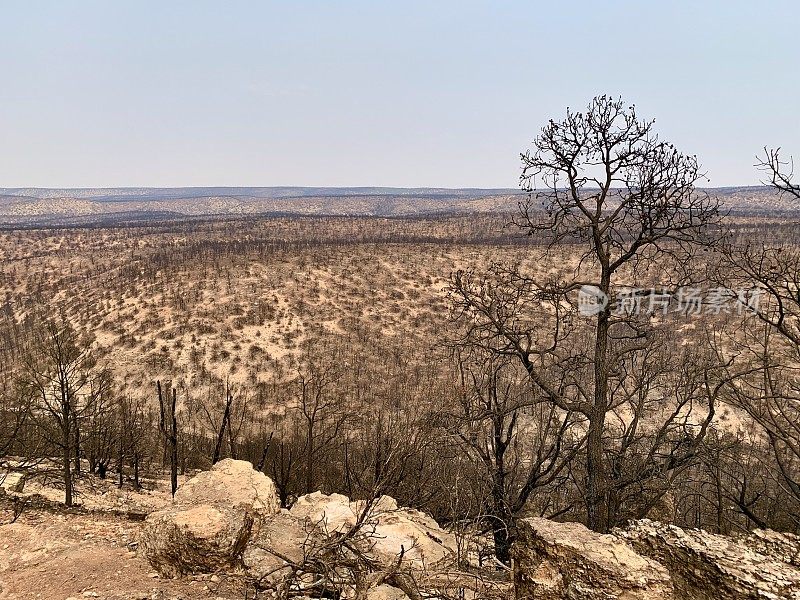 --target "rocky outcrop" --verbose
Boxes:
[243,511,318,587]
[139,459,280,576]
[140,462,457,597]
[289,491,457,570]
[617,520,800,600]
[742,528,800,567]
[512,517,674,599]
[0,472,25,493]
[364,584,409,600]
[138,460,800,600]
[512,518,800,600]
[171,458,280,516]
